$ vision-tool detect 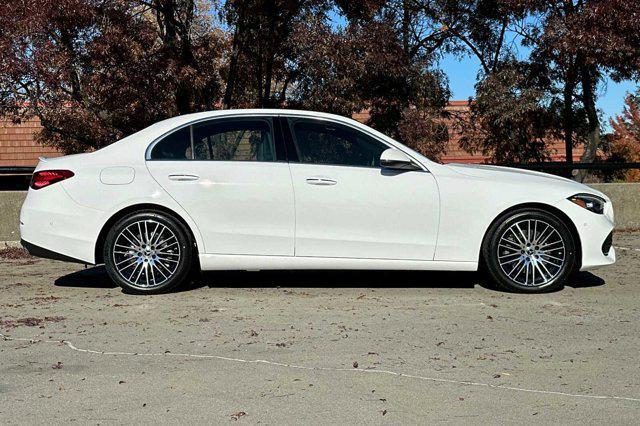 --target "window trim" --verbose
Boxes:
[145,112,428,172]
[146,115,286,163]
